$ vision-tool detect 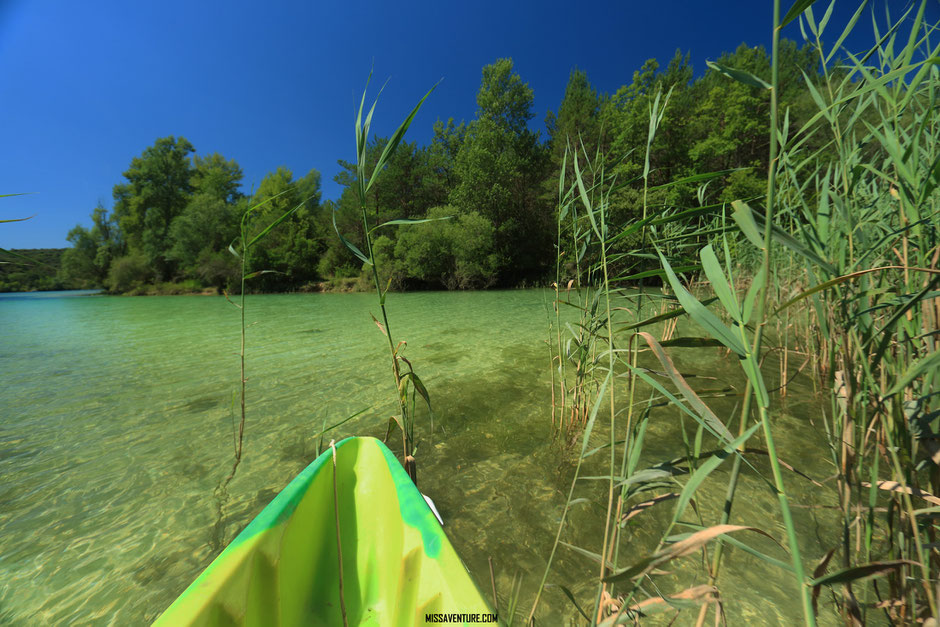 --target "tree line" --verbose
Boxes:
[5,40,829,293]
